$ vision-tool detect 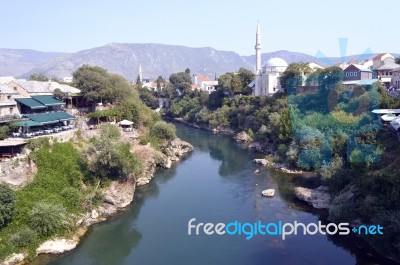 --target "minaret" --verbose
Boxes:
[255,23,262,74]
[139,65,143,83]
